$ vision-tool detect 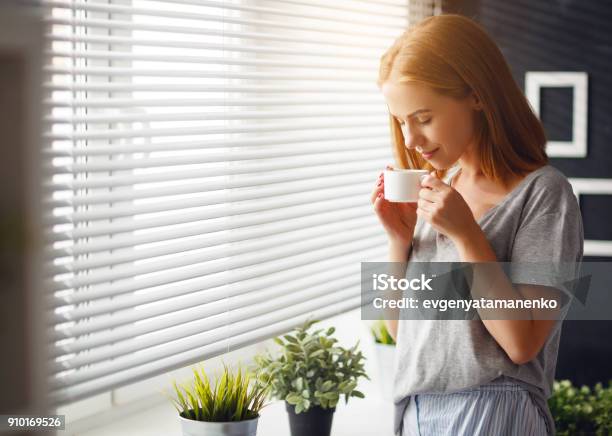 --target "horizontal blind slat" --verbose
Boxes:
[49,213,379,279]
[44,159,382,191]
[49,172,377,223]
[50,226,383,294]
[48,152,384,177]
[159,0,408,14]
[49,233,384,316]
[46,164,379,208]
[44,109,385,126]
[44,83,379,93]
[48,199,371,256]
[50,259,381,371]
[49,294,363,407]
[43,0,414,407]
[48,189,376,240]
[47,154,383,205]
[44,65,375,81]
[52,215,378,288]
[45,2,404,37]
[49,283,366,388]
[45,17,387,48]
[43,96,383,108]
[51,208,370,271]
[49,245,387,353]
[45,124,385,142]
[46,49,375,69]
[45,133,387,160]
[52,213,376,304]
[47,195,372,252]
[46,0,407,26]
[46,34,379,59]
